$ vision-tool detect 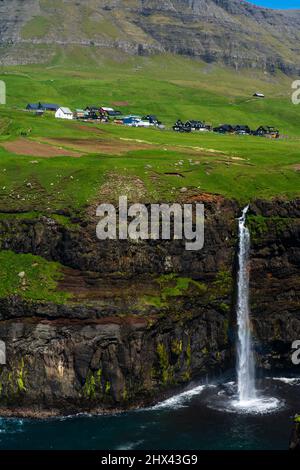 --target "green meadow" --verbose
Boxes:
[0,54,299,216]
